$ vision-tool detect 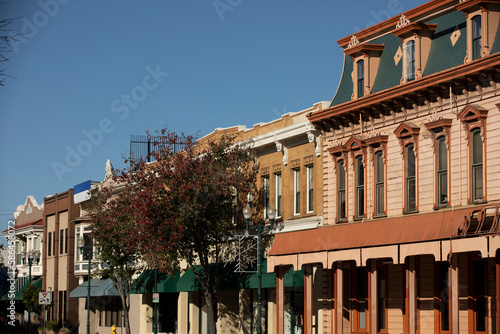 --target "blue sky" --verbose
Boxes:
[0,0,427,243]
